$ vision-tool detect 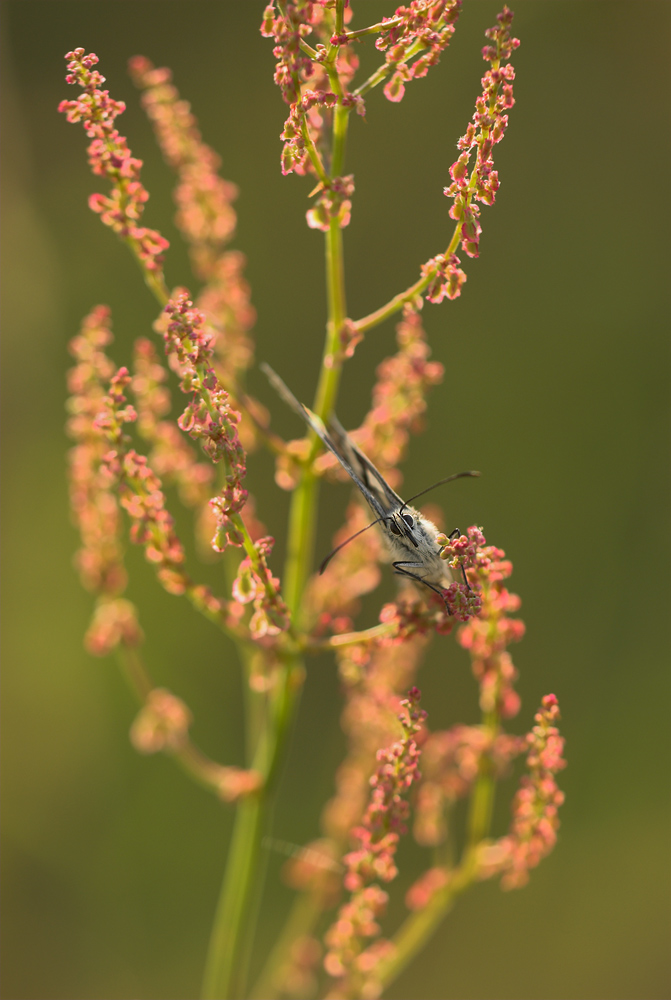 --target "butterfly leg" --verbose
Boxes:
[392,561,452,614]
